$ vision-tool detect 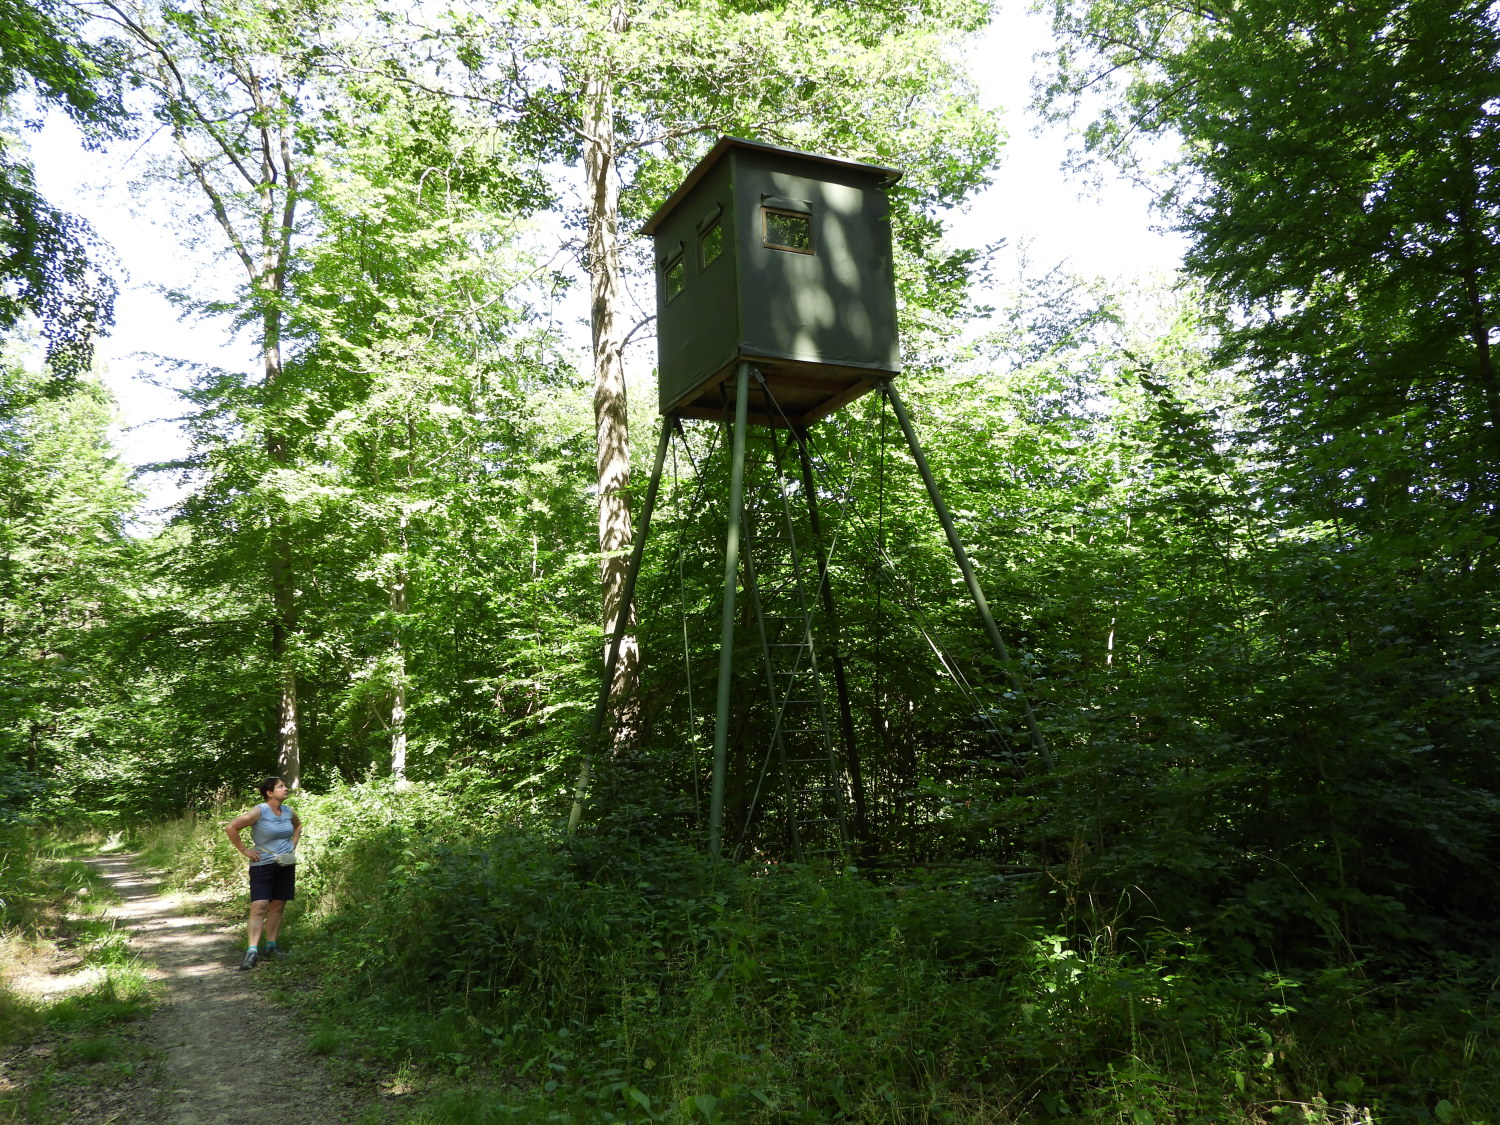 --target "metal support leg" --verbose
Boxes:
[879,381,1054,772]
[709,363,752,858]
[568,420,674,832]
[737,481,801,864]
[790,428,869,852]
